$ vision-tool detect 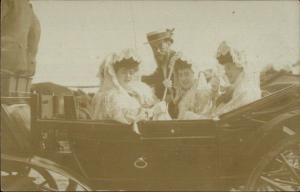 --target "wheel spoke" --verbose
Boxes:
[274,178,300,186]
[260,176,292,191]
[66,179,78,191]
[275,157,283,164]
[39,185,57,191]
[279,153,300,182]
[263,168,288,178]
[38,180,48,187]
